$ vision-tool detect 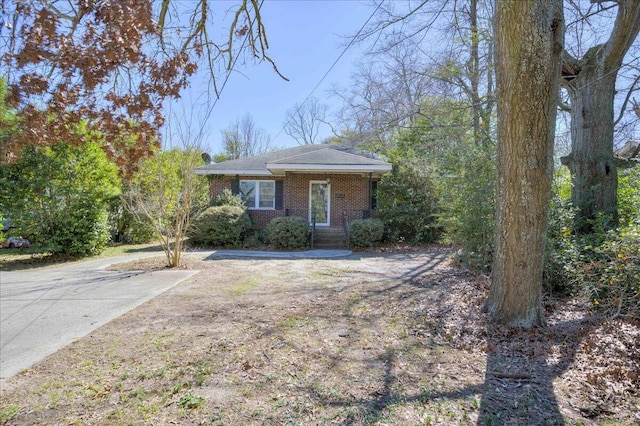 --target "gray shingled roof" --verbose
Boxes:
[195,145,391,176]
